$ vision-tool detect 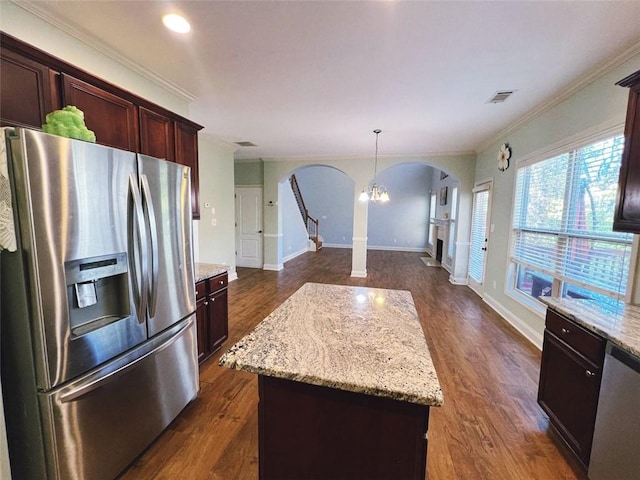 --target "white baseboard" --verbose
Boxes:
[482,292,543,350]
[316,244,428,253]
[227,270,238,282]
[263,263,283,271]
[322,243,352,249]
[367,245,428,253]
[283,247,308,263]
[351,270,367,278]
[448,276,468,285]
